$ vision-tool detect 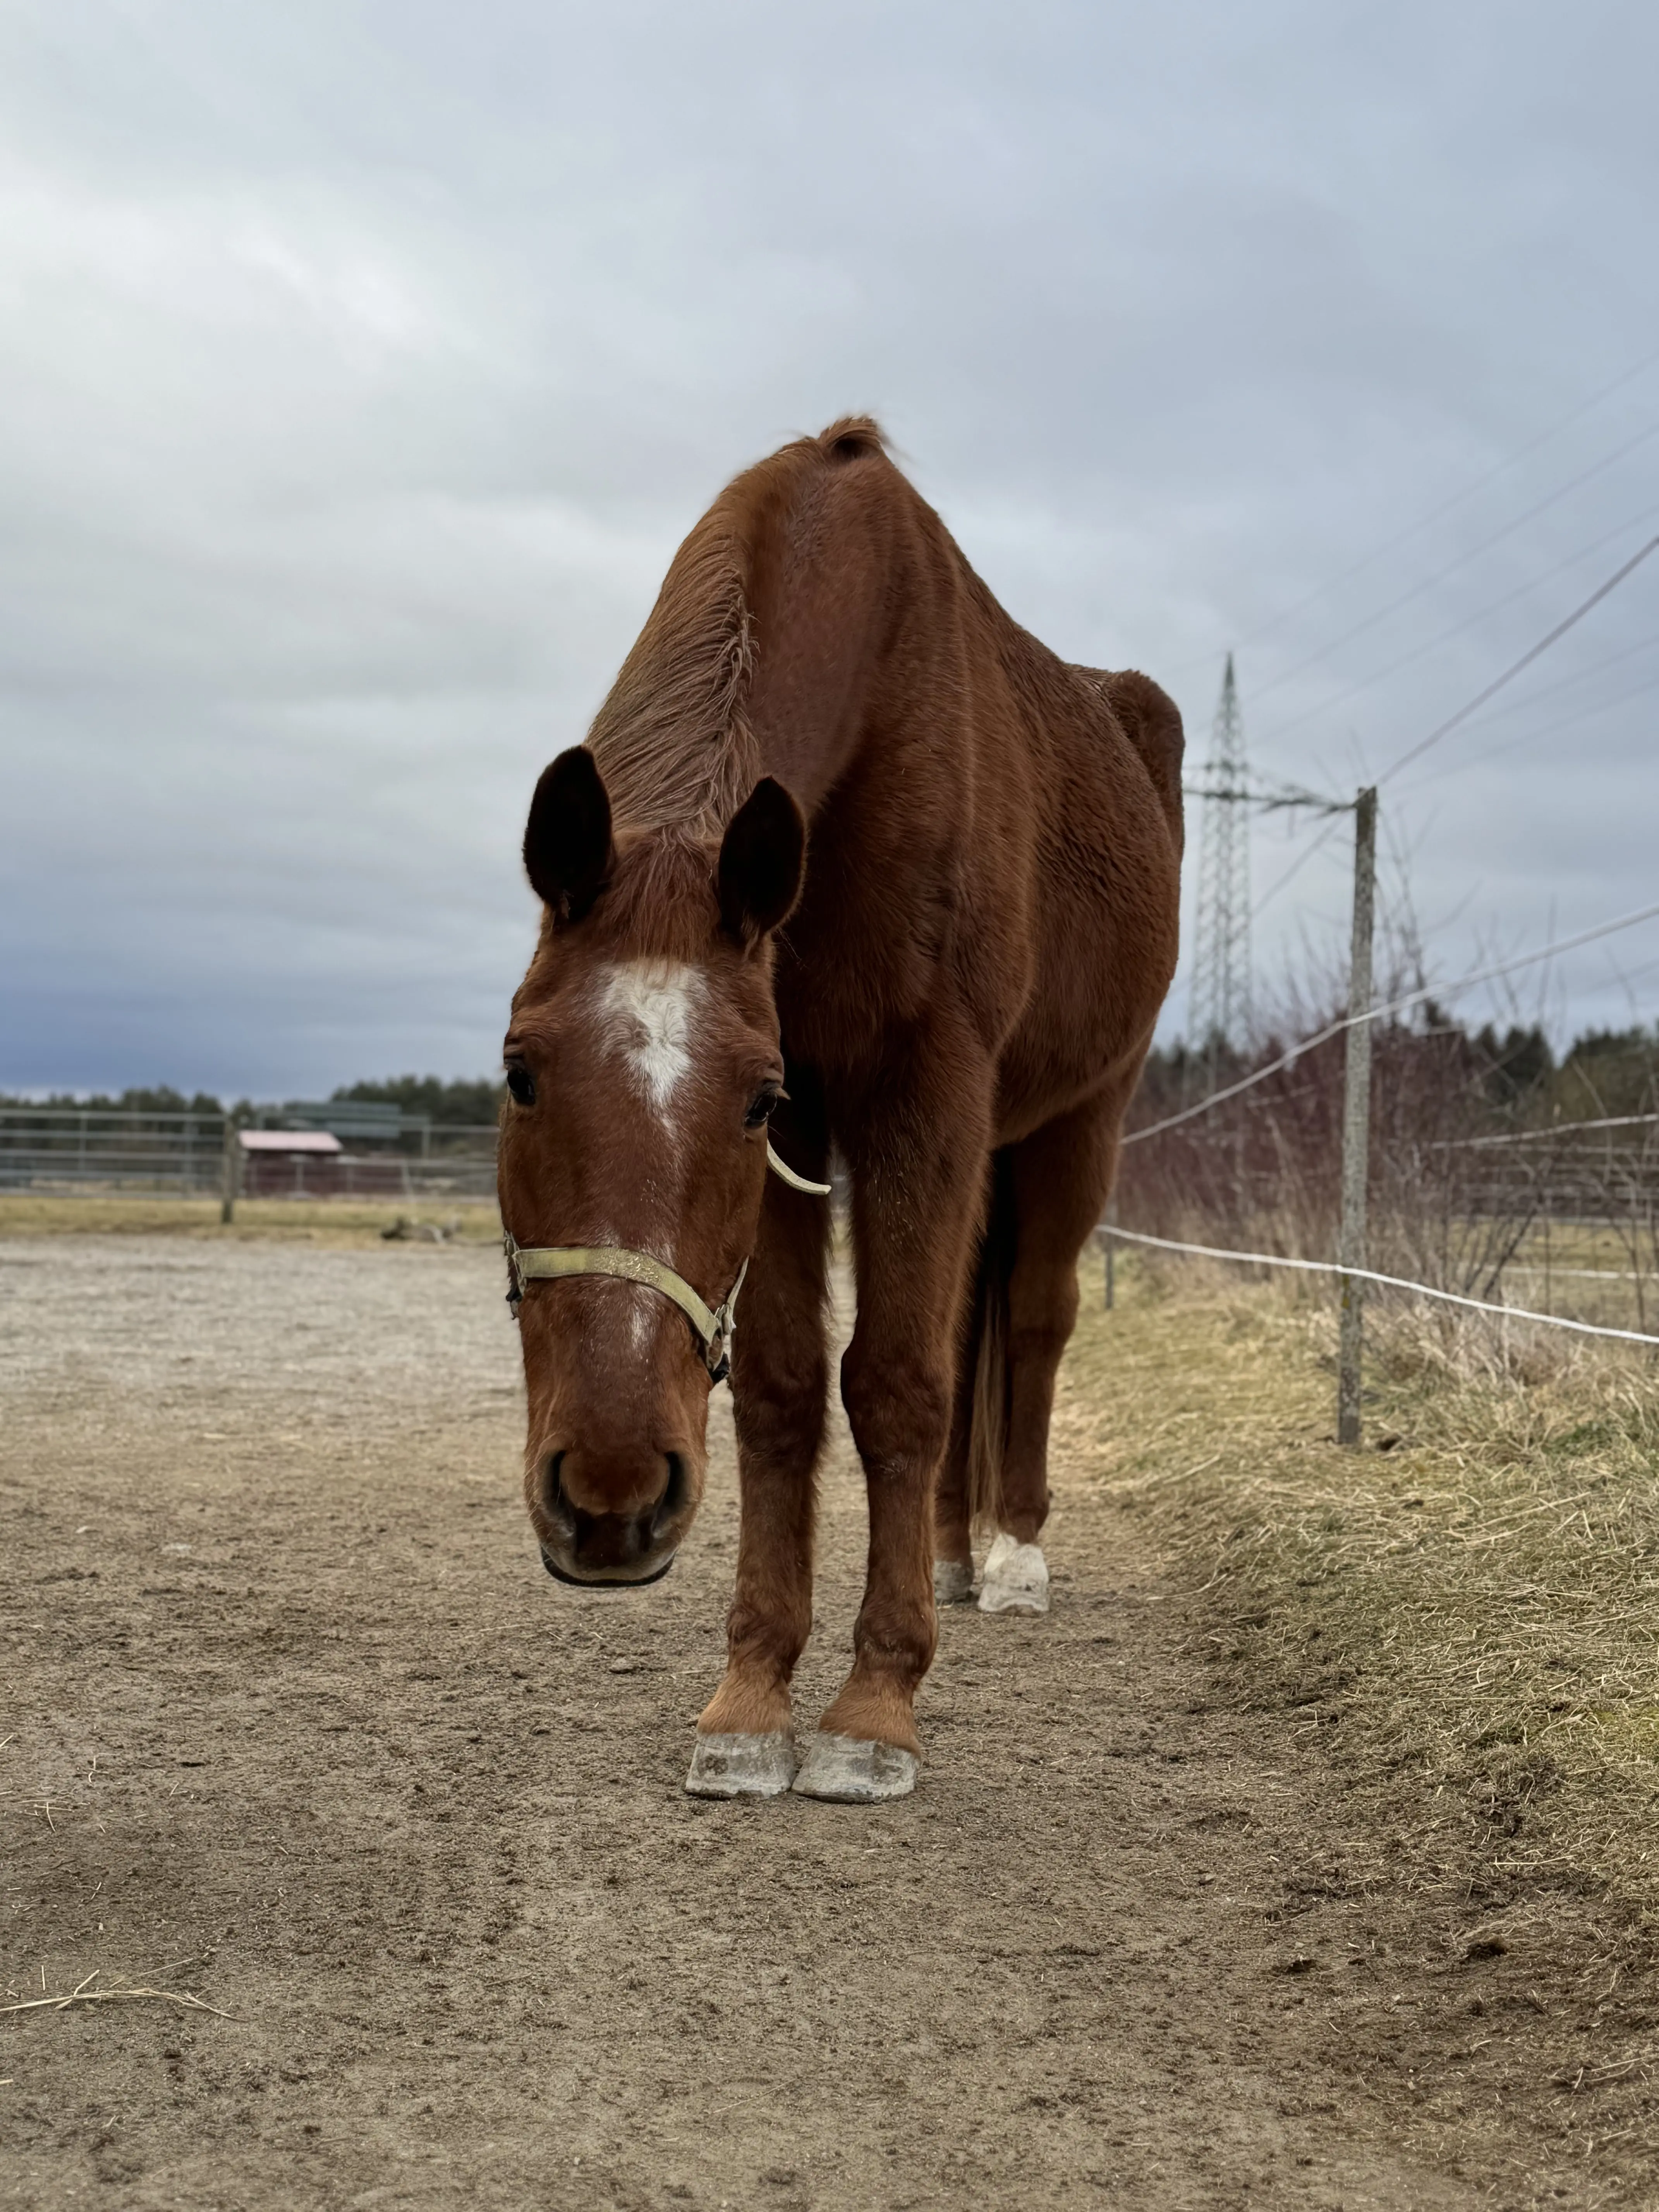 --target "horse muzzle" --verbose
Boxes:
[539,1542,678,1589]
[533,1449,693,1587]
